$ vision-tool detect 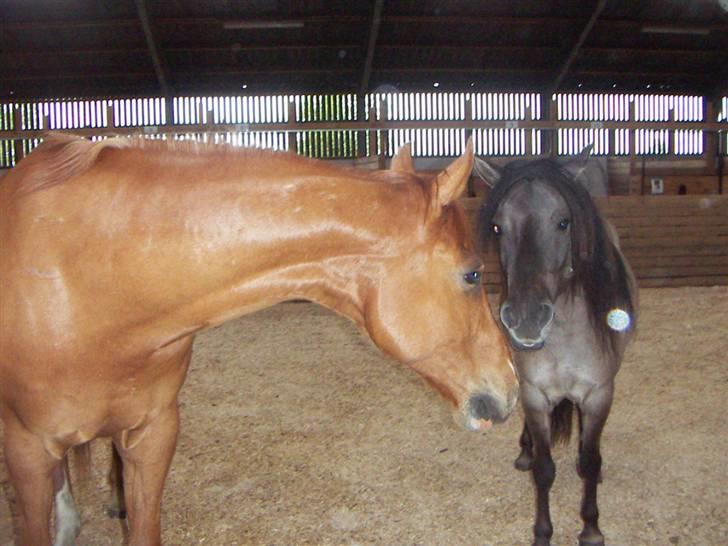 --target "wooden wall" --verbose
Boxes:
[622,157,721,196]
[462,195,728,291]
